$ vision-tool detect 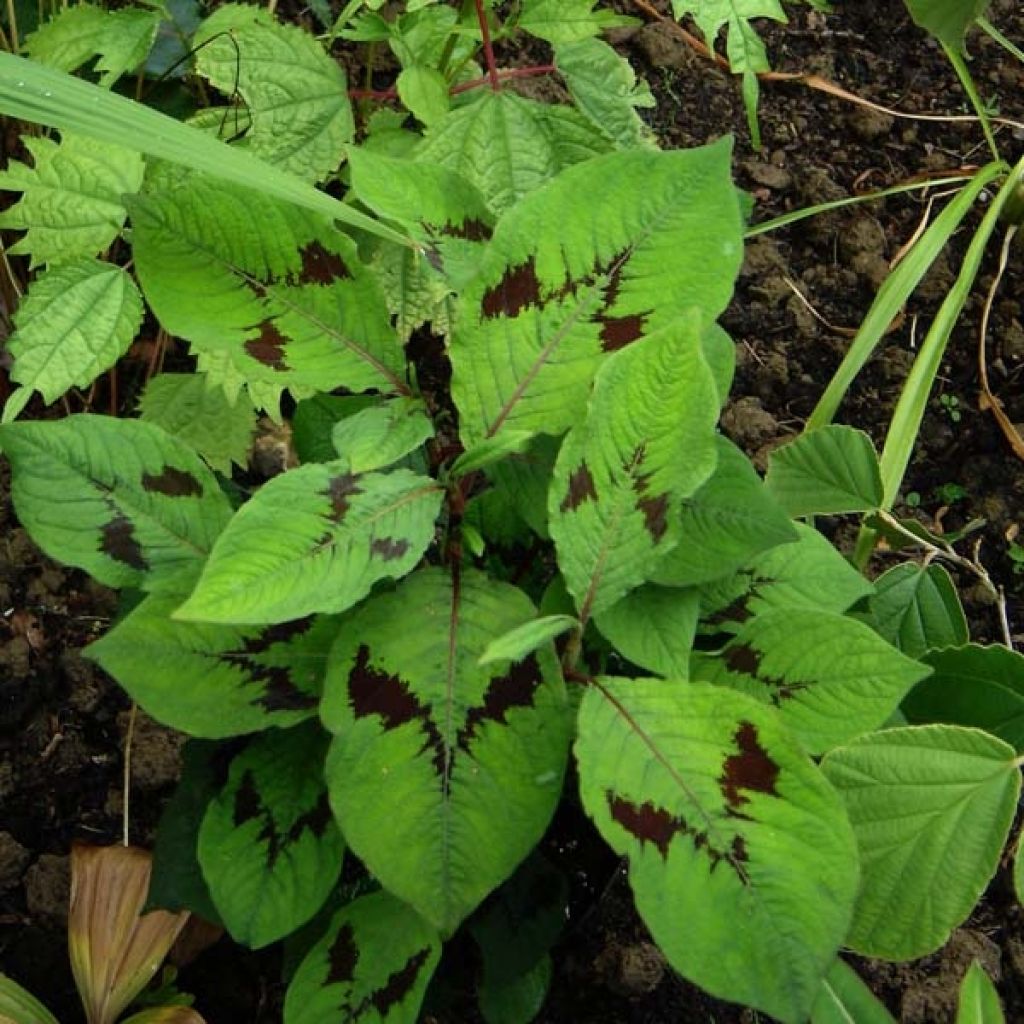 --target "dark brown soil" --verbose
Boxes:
[3,1,1024,1021]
